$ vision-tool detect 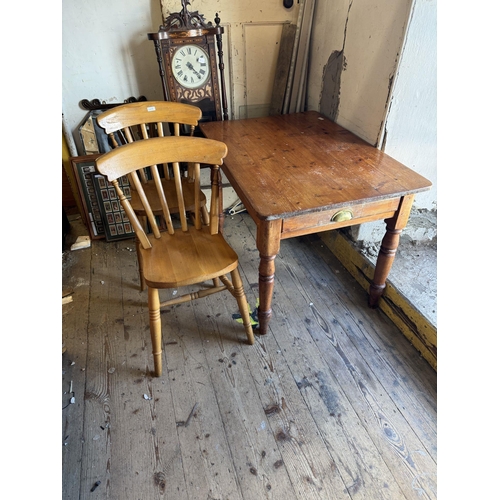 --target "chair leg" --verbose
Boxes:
[148,287,163,376]
[136,237,146,291]
[201,206,210,225]
[230,268,255,345]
